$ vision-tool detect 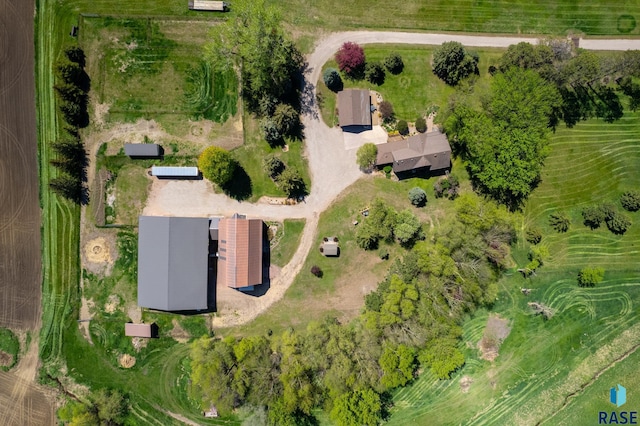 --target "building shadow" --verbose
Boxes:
[341,124,373,134]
